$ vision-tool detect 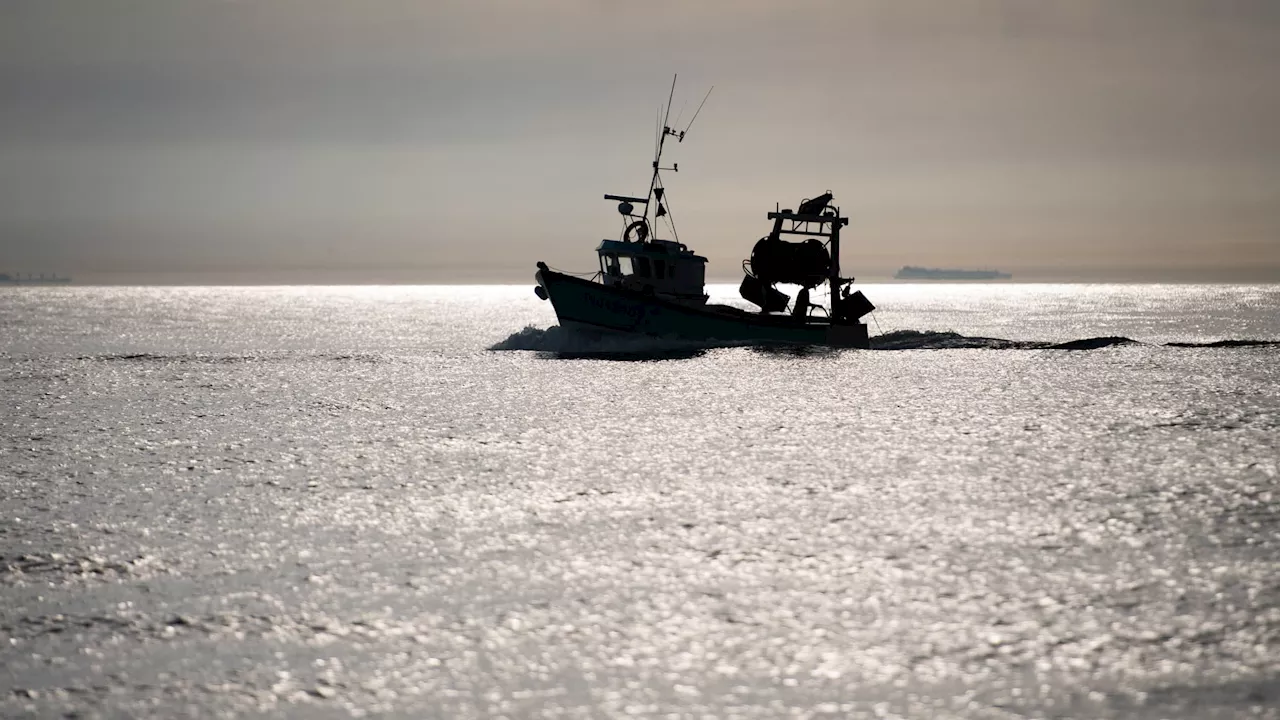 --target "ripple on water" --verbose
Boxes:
[2,286,1278,718]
